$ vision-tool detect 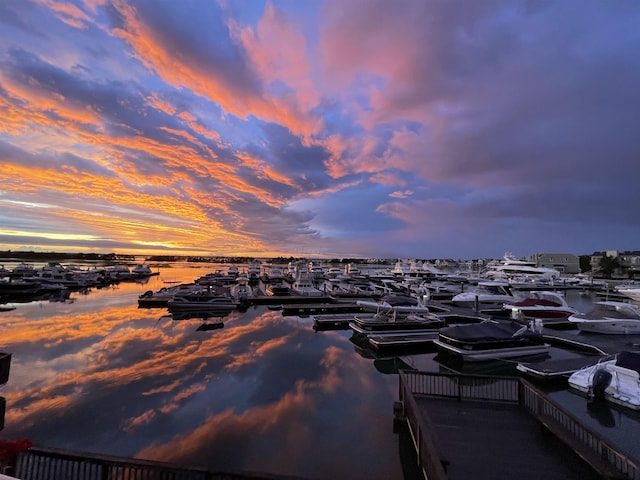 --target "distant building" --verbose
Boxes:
[535,253,580,274]
[591,250,640,279]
